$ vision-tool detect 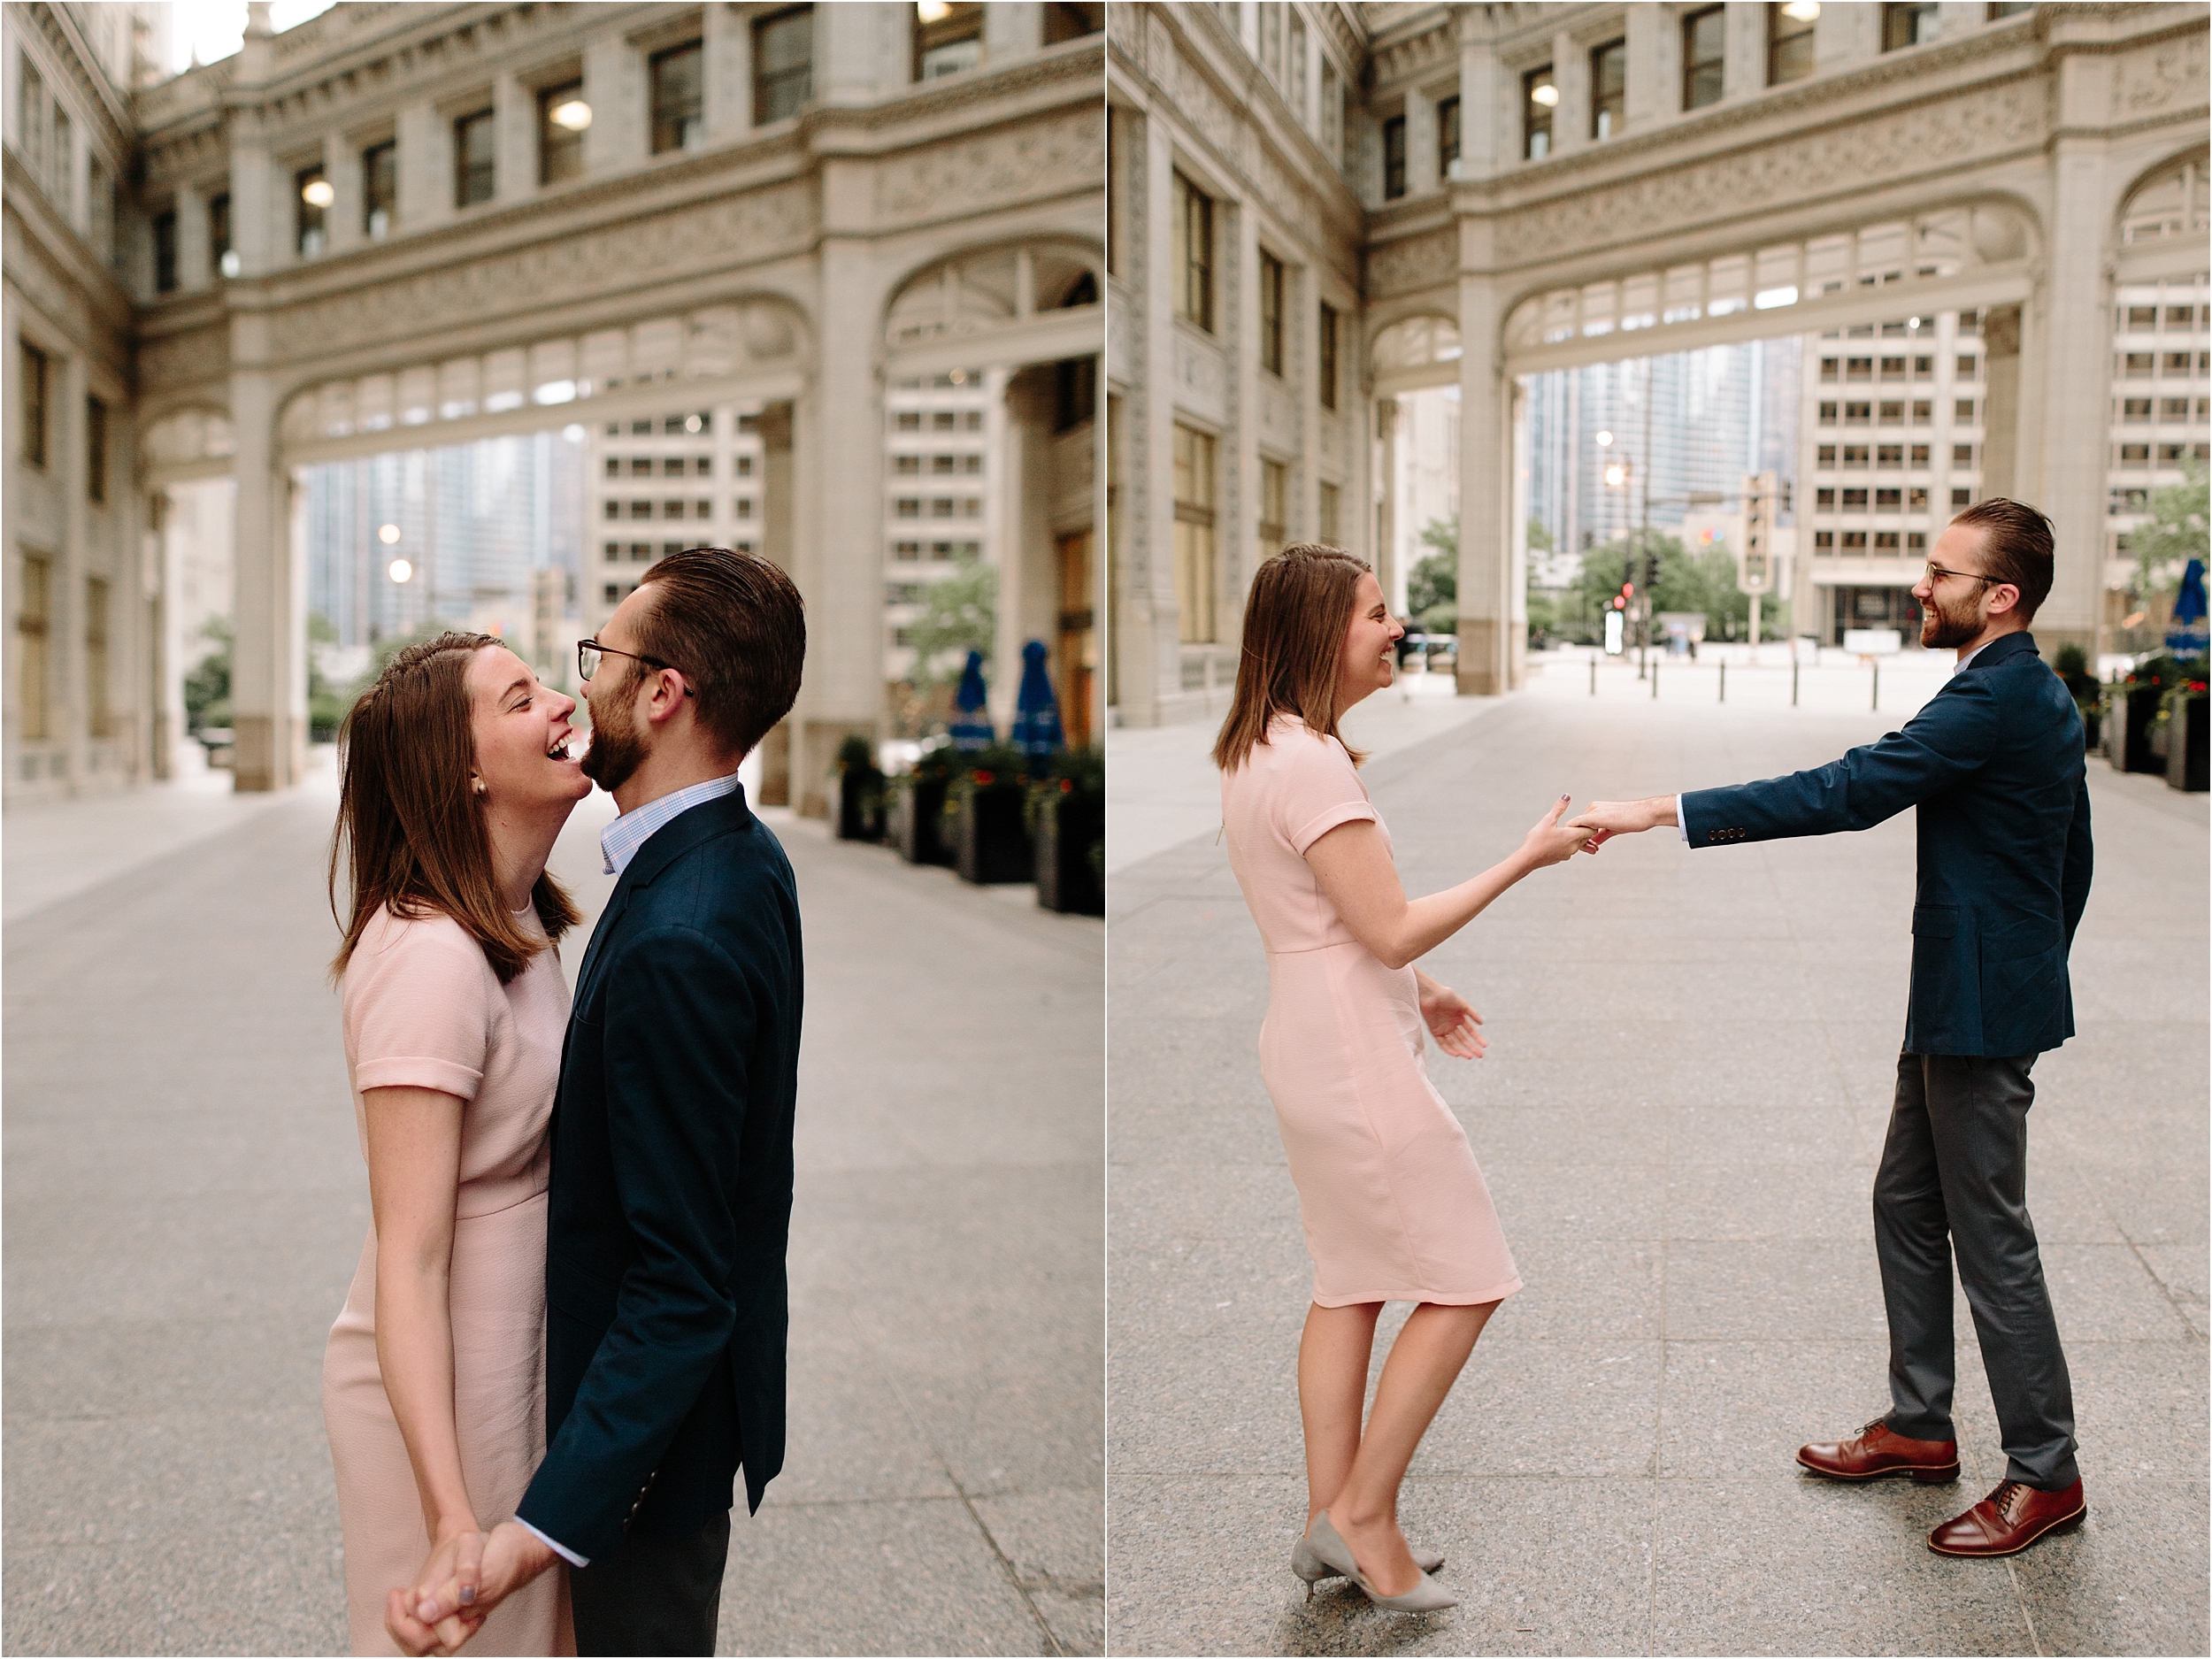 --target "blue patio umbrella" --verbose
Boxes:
[949,649,995,750]
[2167,557,2208,653]
[1010,640,1064,760]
